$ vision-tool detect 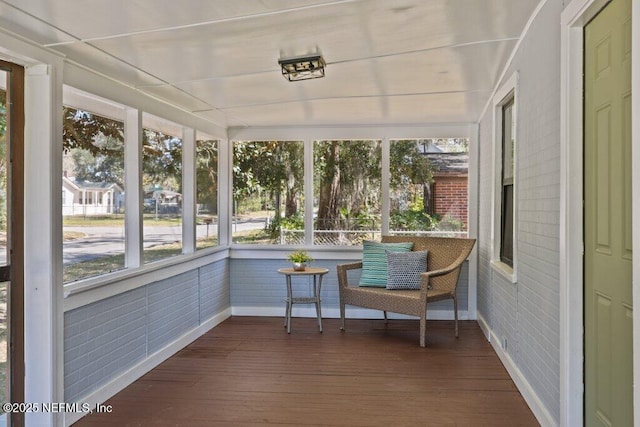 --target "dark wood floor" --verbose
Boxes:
[75,317,539,426]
